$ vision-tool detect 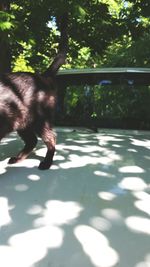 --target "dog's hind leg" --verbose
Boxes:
[38,123,56,170]
[8,128,37,164]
